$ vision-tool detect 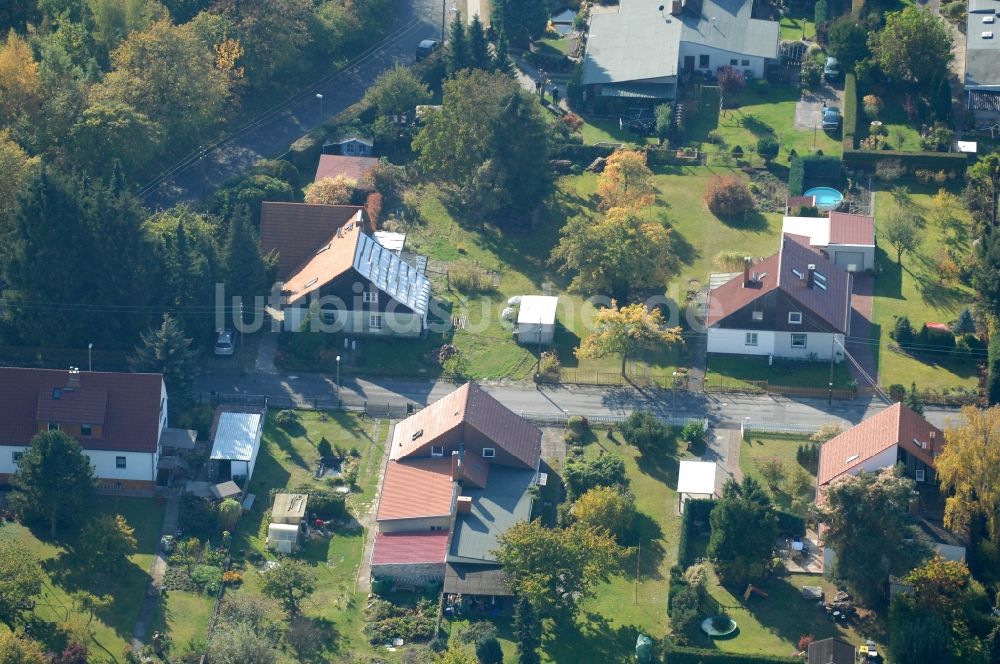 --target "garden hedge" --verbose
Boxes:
[788,156,805,196]
[842,73,858,149]
[842,148,969,173]
[788,154,841,196]
[678,498,716,568]
[549,142,620,162]
[668,647,800,663]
